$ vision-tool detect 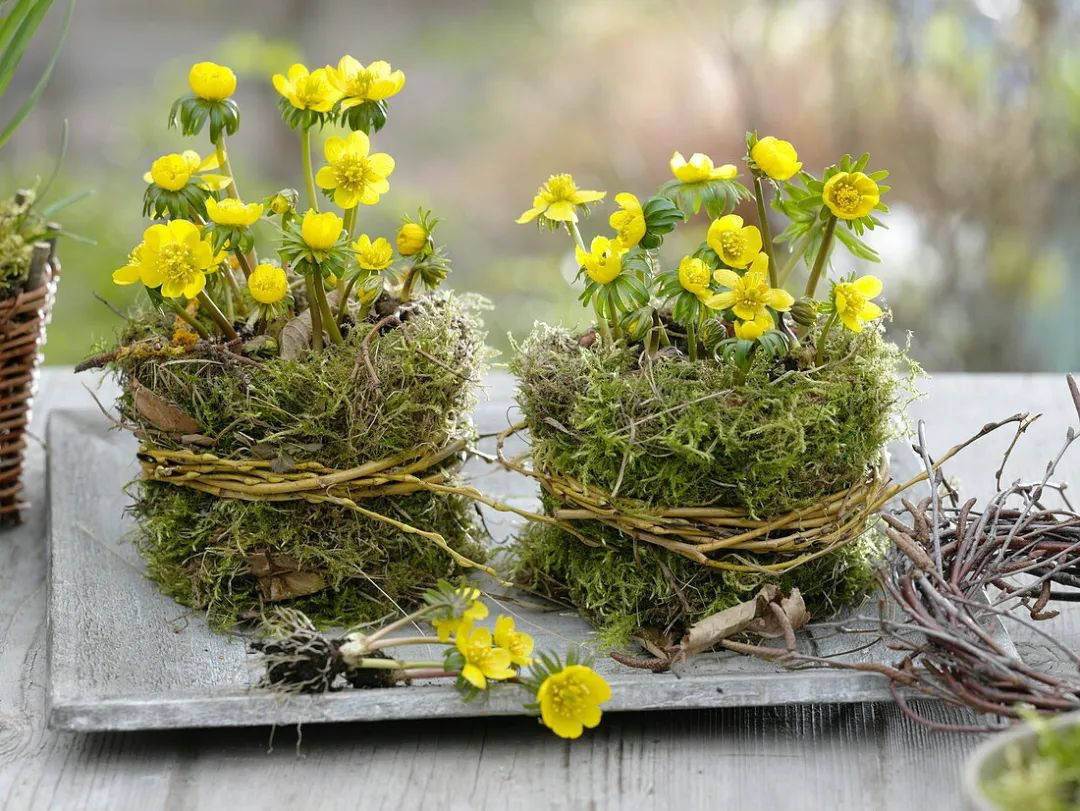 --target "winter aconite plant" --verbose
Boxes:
[252,583,612,739]
[508,134,918,642]
[83,58,492,628]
